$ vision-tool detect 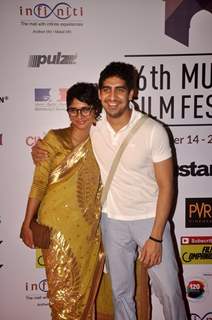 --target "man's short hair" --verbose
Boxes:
[98,61,138,93]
